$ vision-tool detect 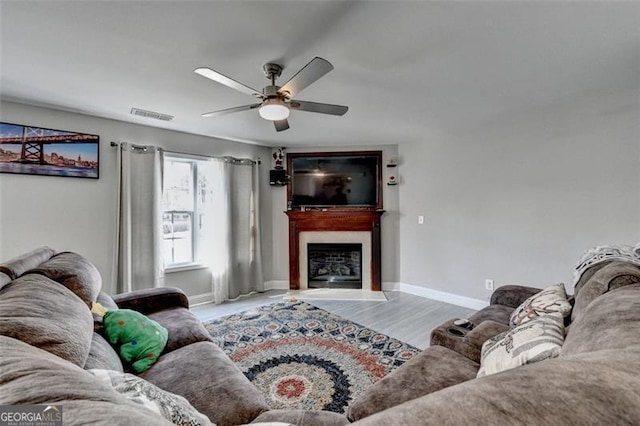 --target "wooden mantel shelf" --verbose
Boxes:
[285,209,385,291]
